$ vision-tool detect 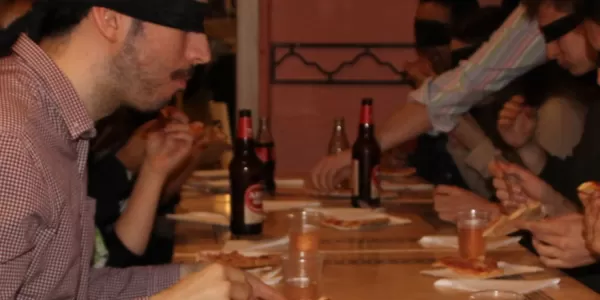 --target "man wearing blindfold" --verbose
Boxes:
[0,0,284,299]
